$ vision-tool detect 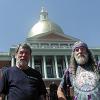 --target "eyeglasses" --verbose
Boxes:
[74,47,86,52]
